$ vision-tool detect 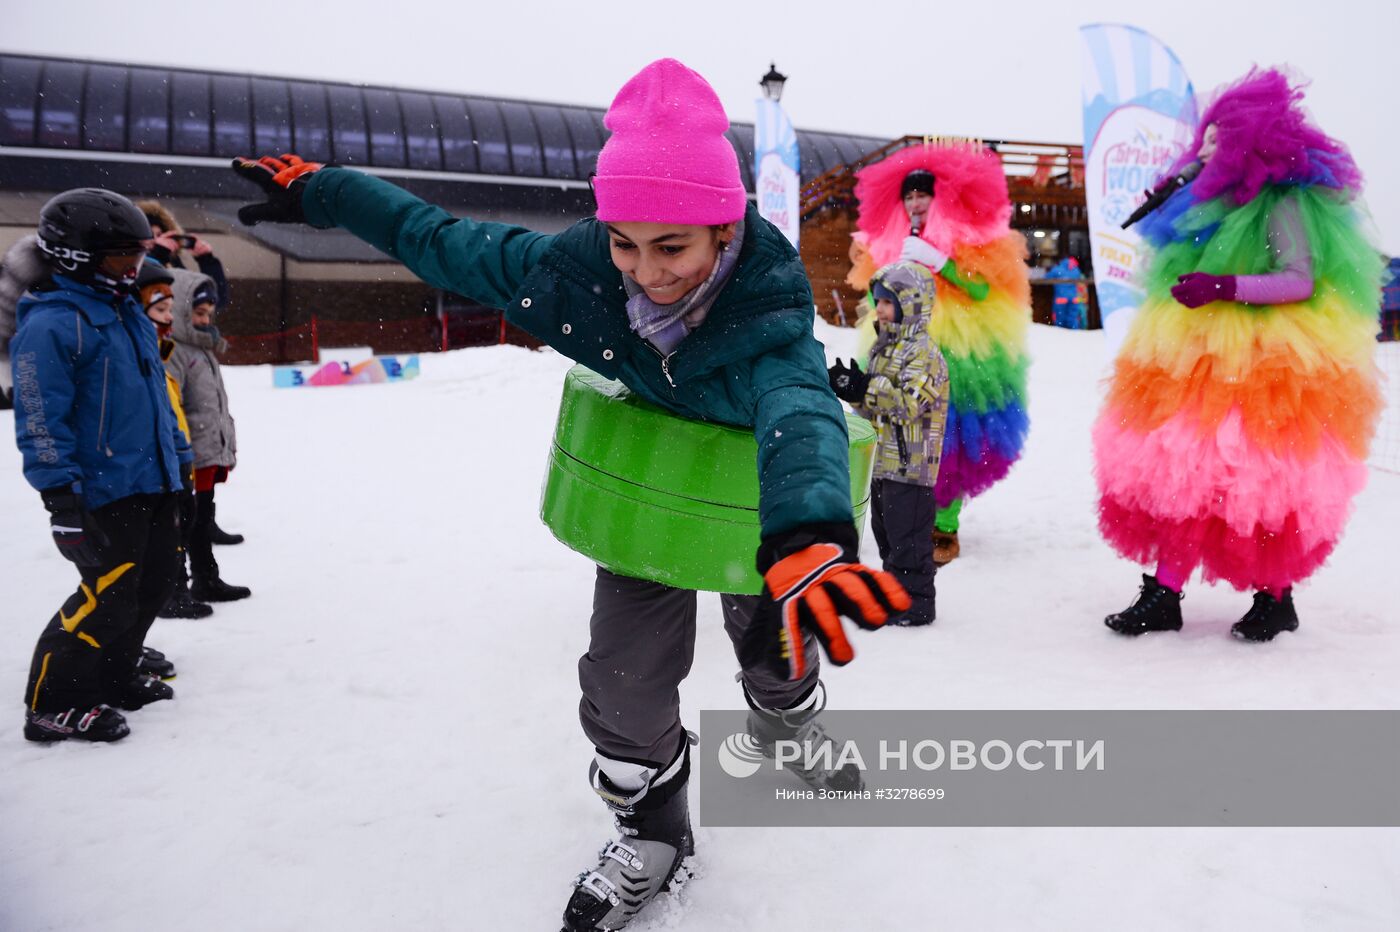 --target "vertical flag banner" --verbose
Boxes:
[754,98,801,247]
[1080,24,1197,352]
